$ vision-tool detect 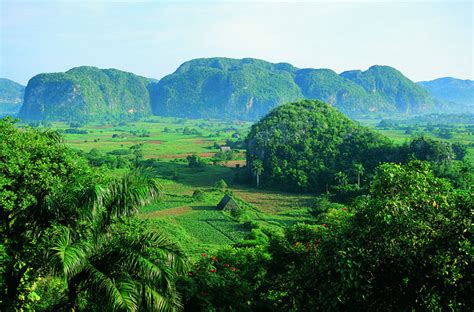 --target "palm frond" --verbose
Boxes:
[39,128,63,143]
[95,171,163,223]
[142,285,182,312]
[86,265,140,312]
[50,227,91,278]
